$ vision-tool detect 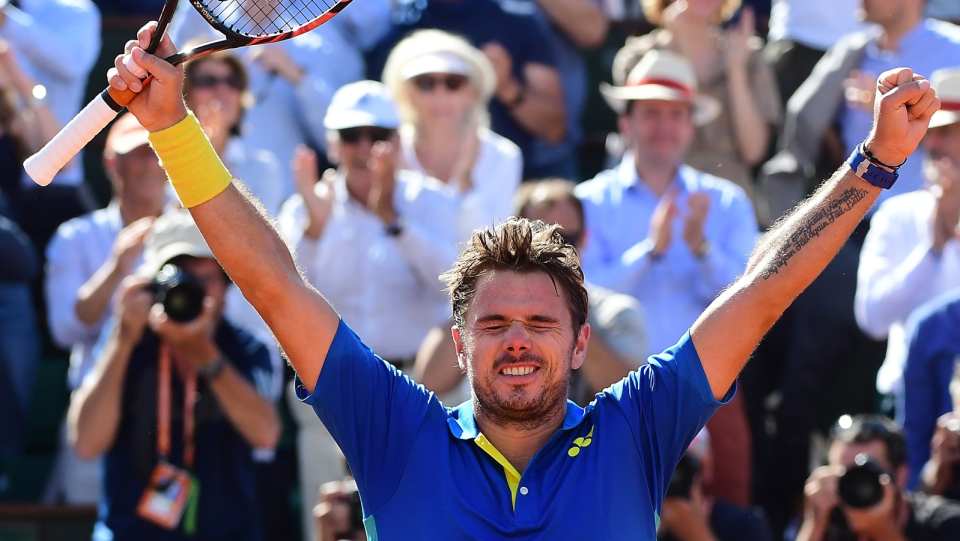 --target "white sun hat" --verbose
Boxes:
[599,49,722,126]
[929,67,960,129]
